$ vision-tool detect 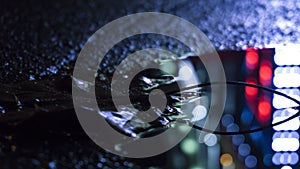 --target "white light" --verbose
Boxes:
[273,44,300,66]
[272,117,300,131]
[272,138,299,151]
[273,67,300,88]
[281,166,293,169]
[204,134,217,147]
[272,89,300,109]
[272,109,300,131]
[191,105,207,122]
